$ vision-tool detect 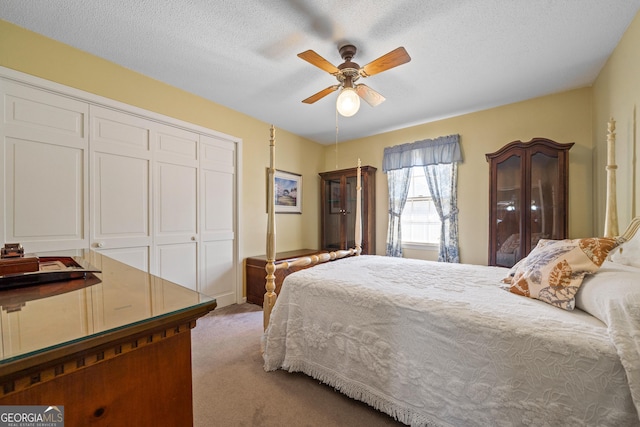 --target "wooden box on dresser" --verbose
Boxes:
[245,249,326,306]
[319,166,376,255]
